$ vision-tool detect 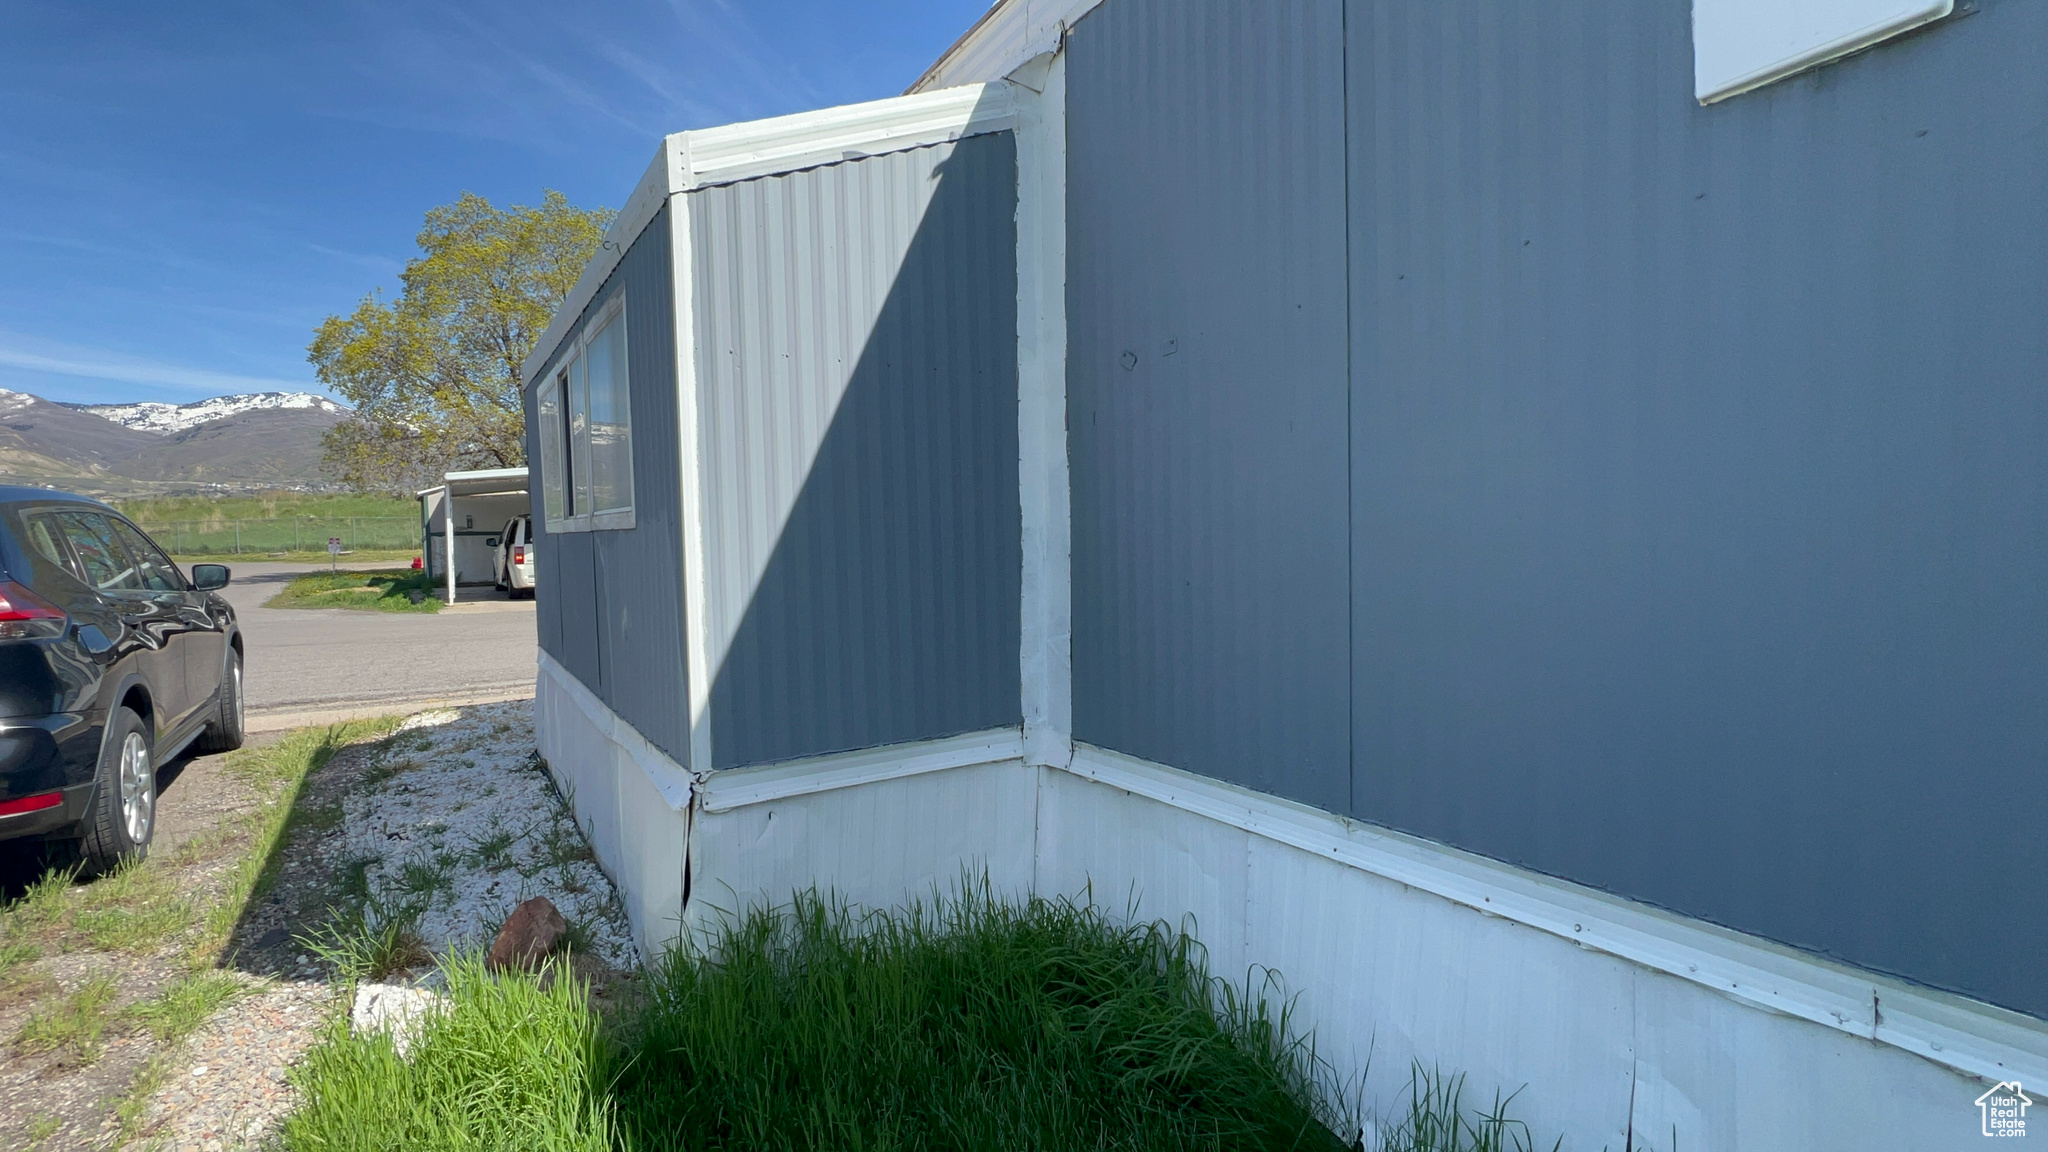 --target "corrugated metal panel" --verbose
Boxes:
[529,204,690,765]
[1346,0,2048,1017]
[688,133,1022,770]
[592,206,689,763]
[1065,0,1352,812]
[542,529,602,691]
